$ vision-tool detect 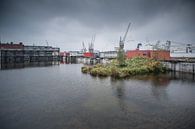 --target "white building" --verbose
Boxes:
[99,51,117,59]
[68,51,83,57]
[170,44,195,58]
